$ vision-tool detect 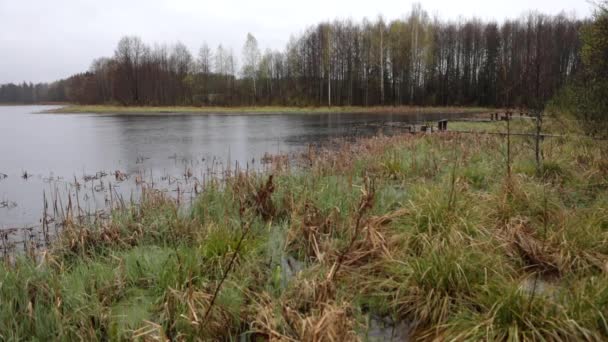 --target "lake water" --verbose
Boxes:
[0,105,472,228]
